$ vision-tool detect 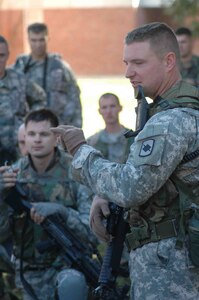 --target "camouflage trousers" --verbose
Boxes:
[129,237,199,300]
[14,261,88,300]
